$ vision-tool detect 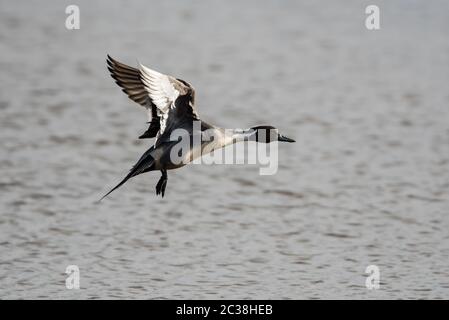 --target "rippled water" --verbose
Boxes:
[1,0,449,299]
